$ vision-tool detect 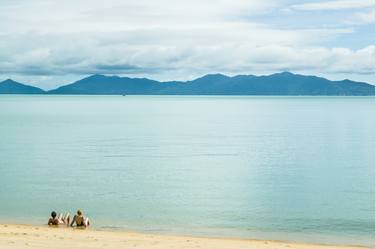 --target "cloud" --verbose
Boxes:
[0,27,354,76]
[1,0,375,87]
[289,0,375,11]
[0,0,280,33]
[2,31,375,78]
[353,9,375,23]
